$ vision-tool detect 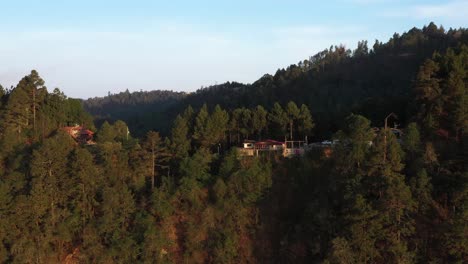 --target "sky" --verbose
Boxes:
[0,0,467,99]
